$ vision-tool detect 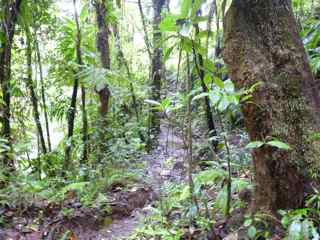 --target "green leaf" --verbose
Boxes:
[181,38,193,52]
[179,186,190,201]
[80,3,89,22]
[209,91,221,106]
[179,22,192,37]
[288,220,302,240]
[203,59,216,72]
[213,77,225,89]
[192,92,209,102]
[191,0,203,17]
[266,140,291,150]
[248,226,257,239]
[218,95,229,112]
[244,219,252,227]
[245,141,264,149]
[310,132,320,141]
[180,0,192,18]
[160,15,178,32]
[224,79,235,93]
[204,74,212,86]
[164,44,176,61]
[144,99,161,106]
